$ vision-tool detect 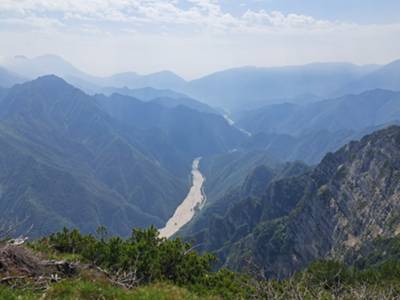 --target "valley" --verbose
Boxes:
[1,54,400,299]
[2,2,400,298]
